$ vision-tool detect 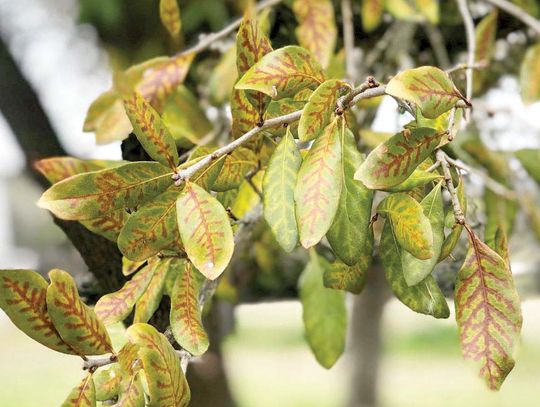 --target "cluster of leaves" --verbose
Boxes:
[2,0,540,404]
